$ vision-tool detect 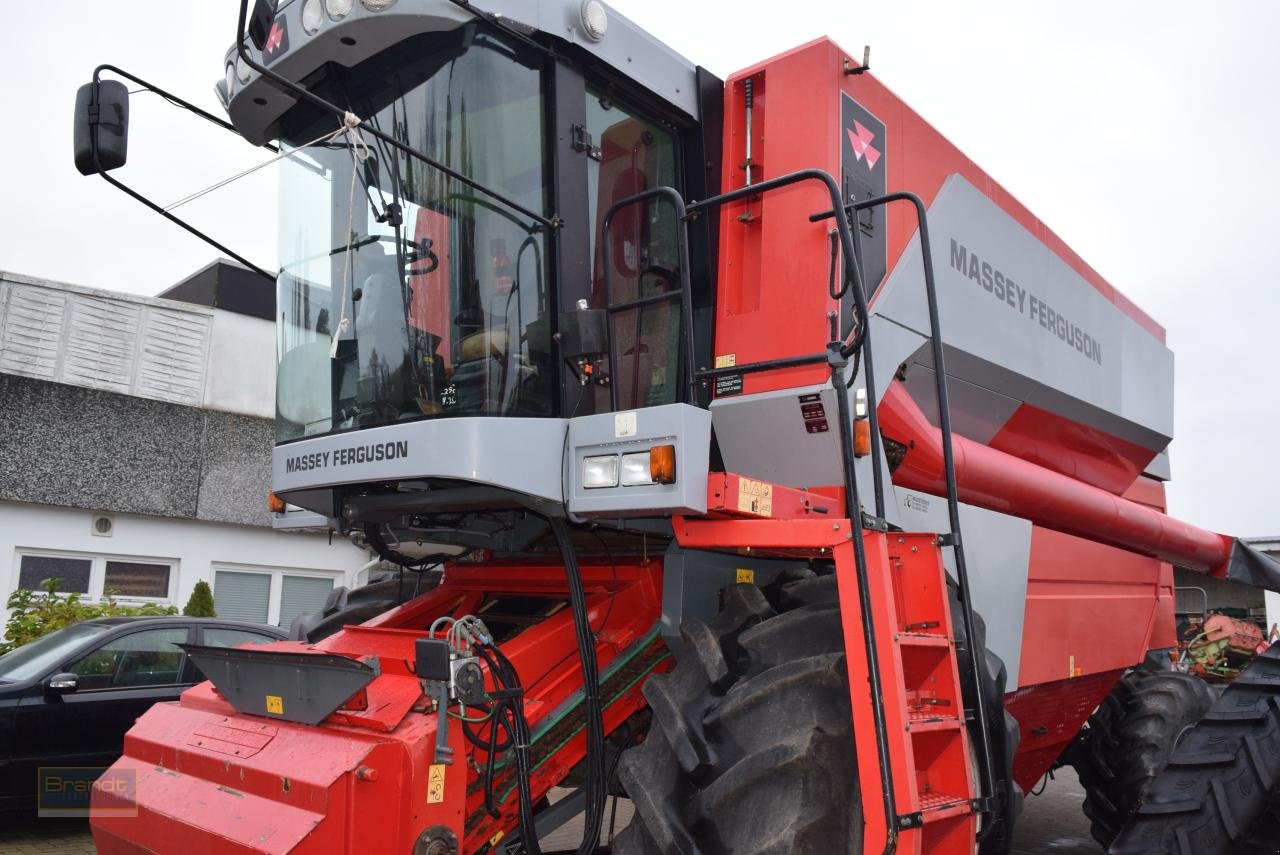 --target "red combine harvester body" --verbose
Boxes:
[73,2,1280,853]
